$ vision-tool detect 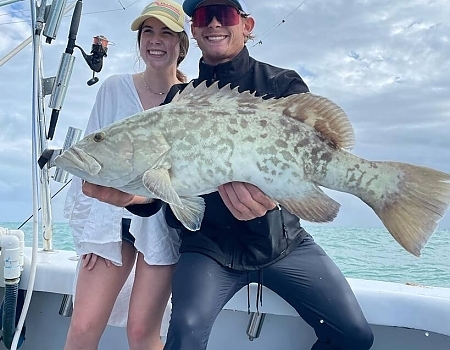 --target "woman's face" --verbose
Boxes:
[139,17,181,71]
